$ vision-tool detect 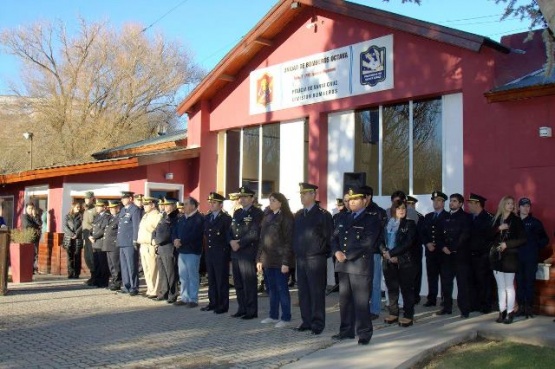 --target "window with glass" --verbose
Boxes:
[354,97,442,196]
